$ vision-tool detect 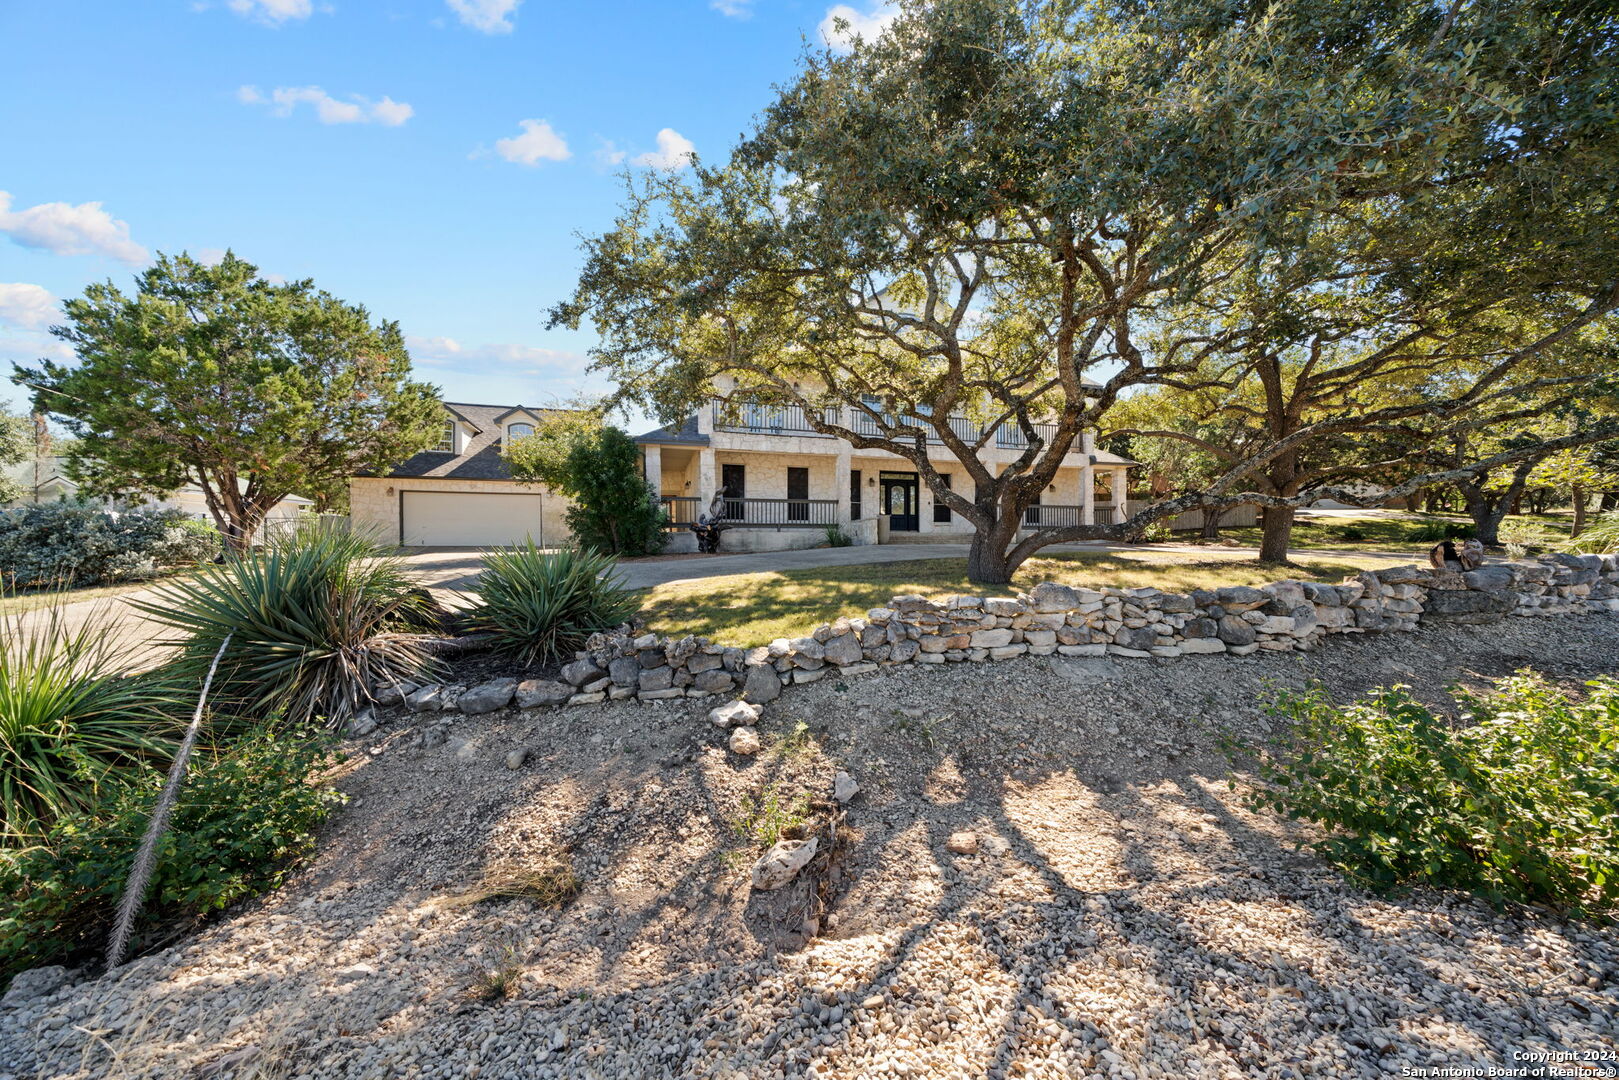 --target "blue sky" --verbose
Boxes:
[0,0,893,421]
